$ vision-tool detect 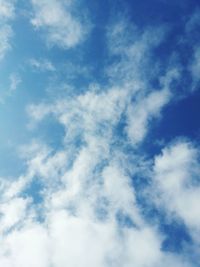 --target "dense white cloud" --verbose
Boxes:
[0,197,29,233]
[153,140,200,238]
[0,223,50,267]
[31,0,89,49]
[0,169,192,267]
